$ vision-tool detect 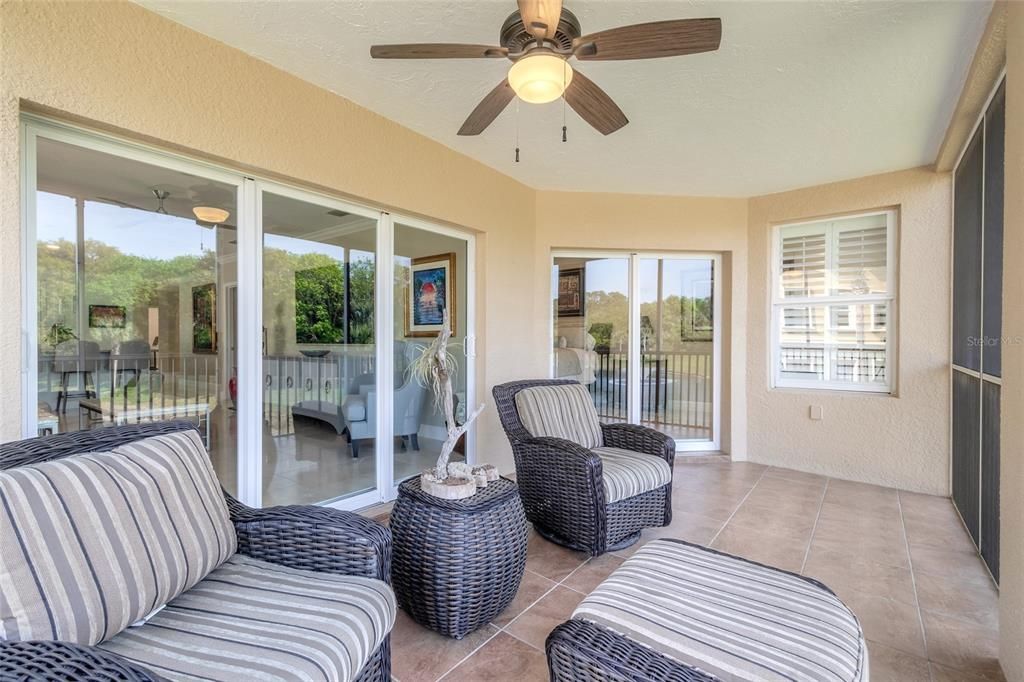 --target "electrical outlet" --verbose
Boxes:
[809,405,823,421]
